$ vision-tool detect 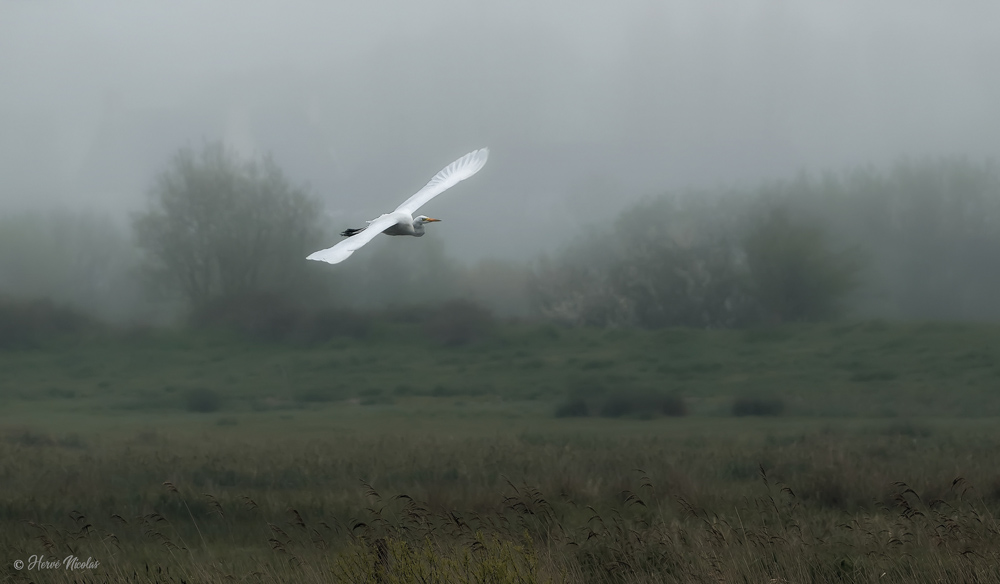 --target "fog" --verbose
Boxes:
[3,1,998,264]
